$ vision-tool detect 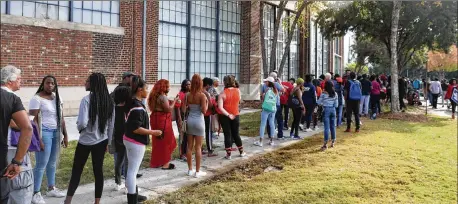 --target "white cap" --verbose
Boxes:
[211,77,220,82]
[269,72,278,79]
[263,77,275,83]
